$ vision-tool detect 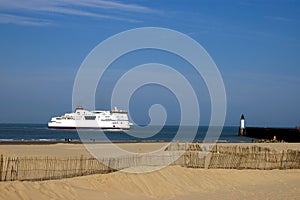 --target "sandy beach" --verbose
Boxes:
[0,142,299,200]
[1,142,299,157]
